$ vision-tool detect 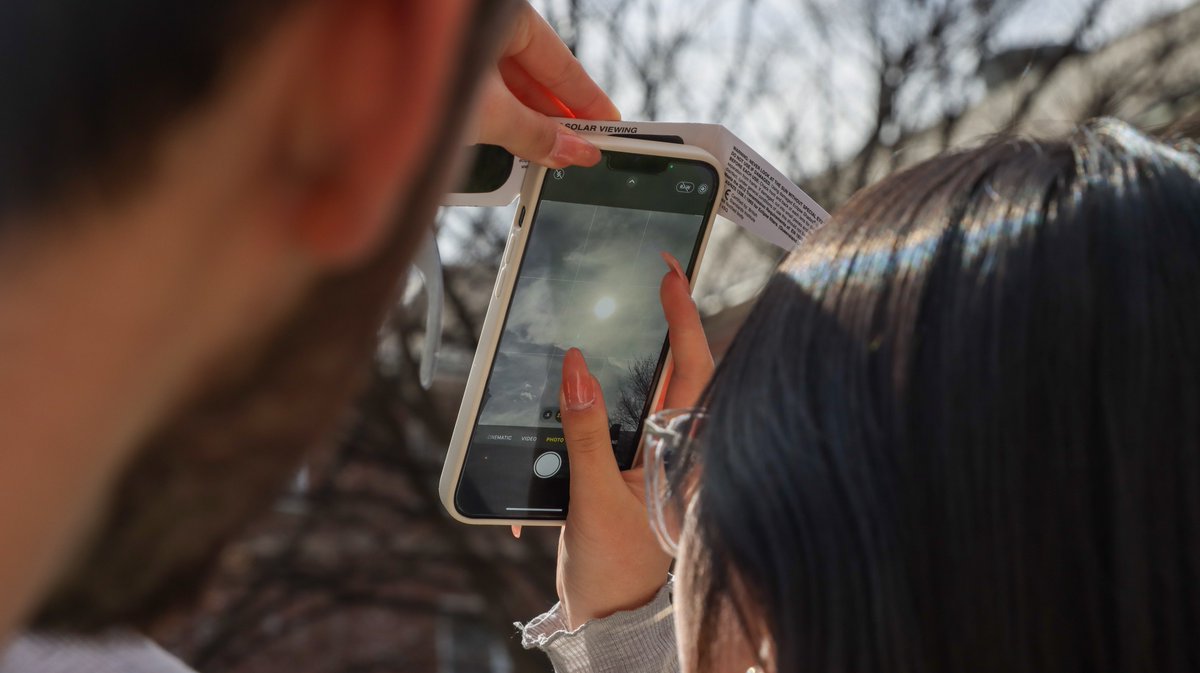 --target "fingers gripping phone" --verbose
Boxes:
[439,137,723,525]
